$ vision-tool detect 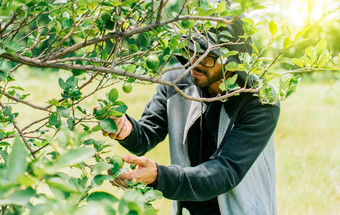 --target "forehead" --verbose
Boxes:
[189,50,217,58]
